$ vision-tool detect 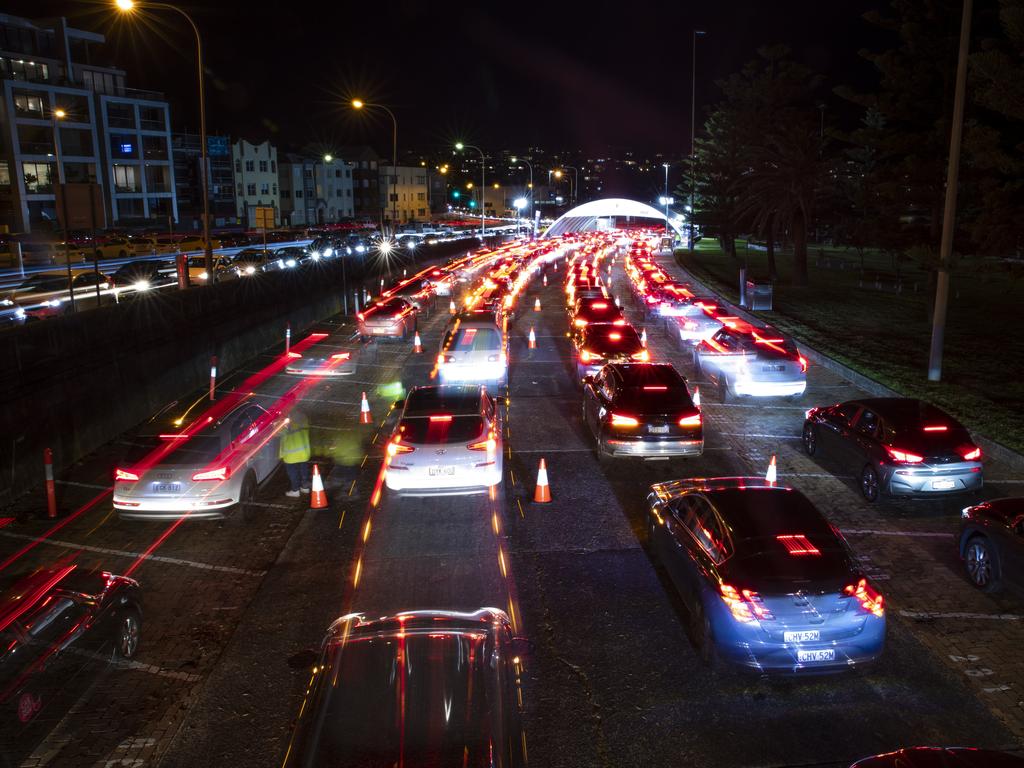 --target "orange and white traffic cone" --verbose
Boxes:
[528,327,536,349]
[640,328,647,347]
[309,464,328,509]
[359,392,372,424]
[449,299,456,315]
[765,454,777,486]
[543,273,548,287]
[413,332,422,353]
[534,458,552,503]
[692,386,701,409]
[534,298,541,312]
